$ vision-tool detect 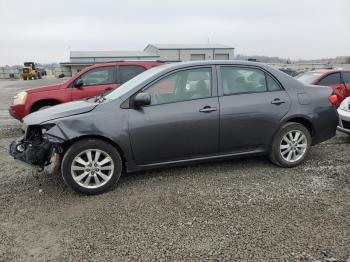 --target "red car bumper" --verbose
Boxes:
[9,105,26,120]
